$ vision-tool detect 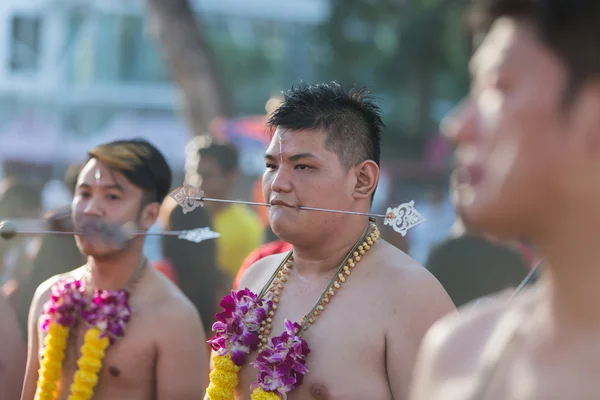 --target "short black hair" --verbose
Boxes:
[198,143,239,173]
[64,163,83,195]
[267,82,384,169]
[87,138,172,204]
[467,0,600,101]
